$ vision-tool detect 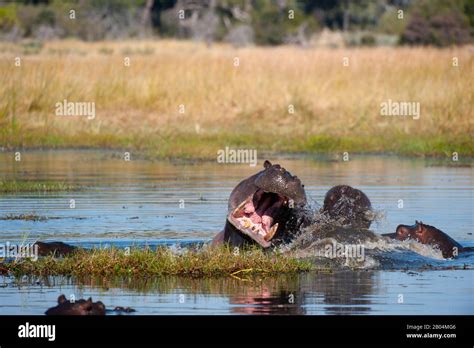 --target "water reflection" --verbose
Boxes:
[2,267,473,315]
[300,272,376,314]
[0,271,383,315]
